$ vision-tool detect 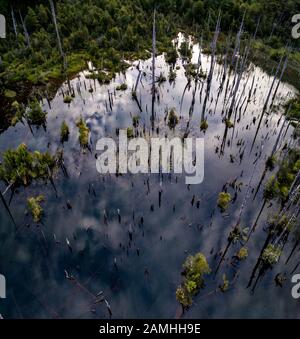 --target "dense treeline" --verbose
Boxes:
[0,0,299,107]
